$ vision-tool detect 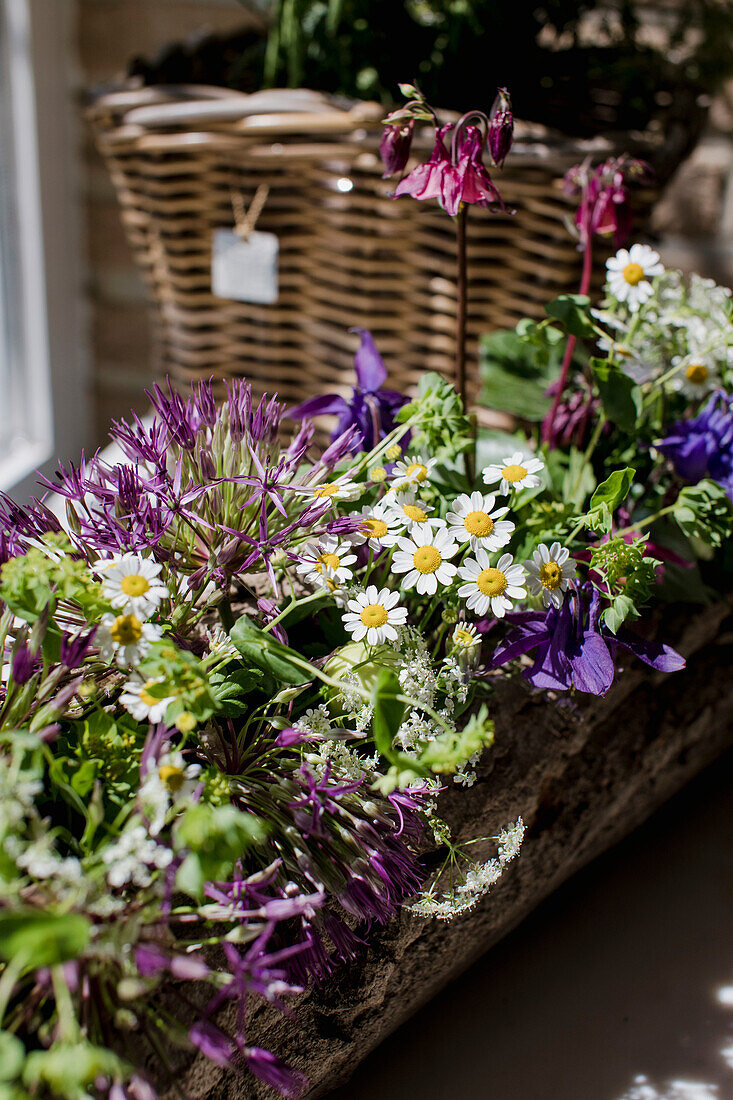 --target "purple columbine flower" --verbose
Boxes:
[488,88,514,169]
[380,119,415,177]
[394,120,507,217]
[563,155,654,251]
[286,330,408,454]
[492,584,685,696]
[656,390,733,498]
